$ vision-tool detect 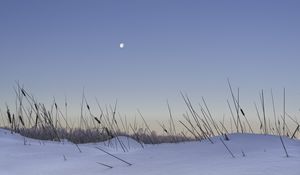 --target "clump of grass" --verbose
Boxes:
[0,82,299,153]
